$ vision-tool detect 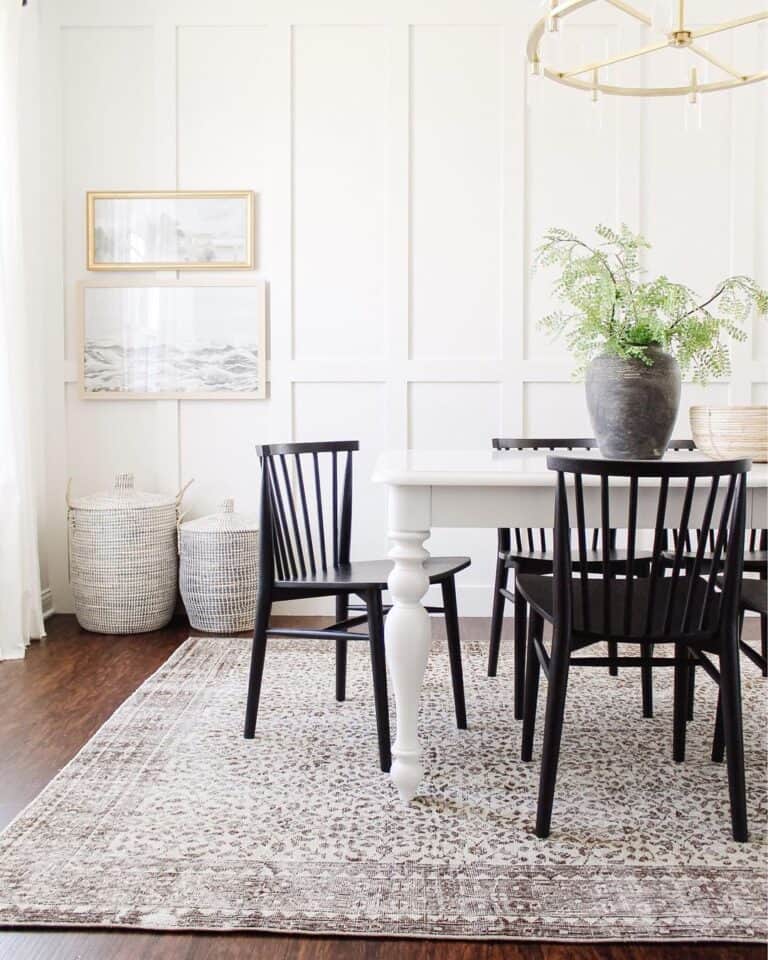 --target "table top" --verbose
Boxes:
[372,449,768,488]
